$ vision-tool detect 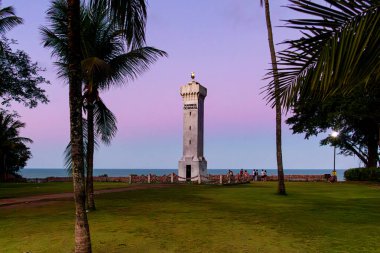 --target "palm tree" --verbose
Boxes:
[265,0,379,109]
[43,0,119,211]
[81,3,165,210]
[260,0,286,195]
[66,0,92,251]
[62,0,151,251]
[0,111,32,181]
[42,0,165,211]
